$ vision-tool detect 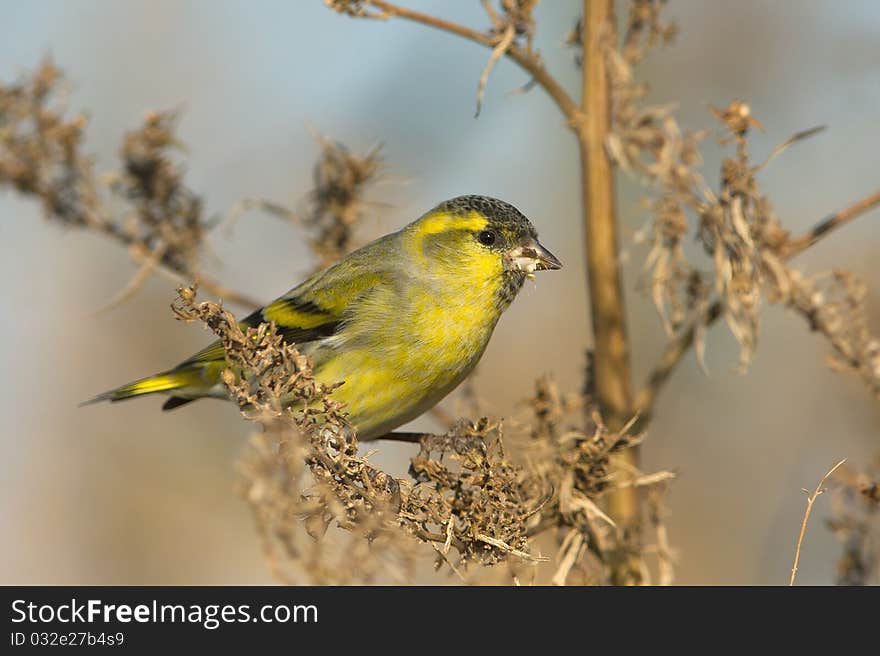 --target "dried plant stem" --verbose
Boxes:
[356,0,580,122]
[782,189,880,258]
[372,431,434,443]
[97,241,169,313]
[192,276,262,310]
[790,459,847,586]
[87,217,262,310]
[581,0,632,430]
[580,0,639,574]
[636,187,880,417]
[152,256,262,310]
[634,301,722,418]
[346,0,645,568]
[475,23,516,117]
